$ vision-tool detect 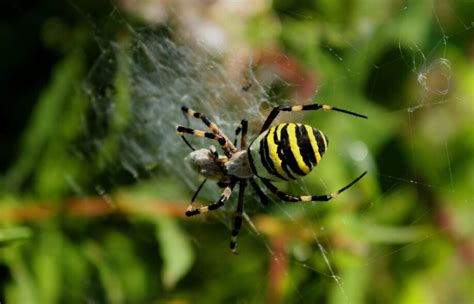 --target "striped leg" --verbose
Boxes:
[181,106,237,153]
[240,119,248,149]
[233,122,242,147]
[233,119,249,149]
[259,103,368,134]
[186,179,207,214]
[177,126,233,157]
[209,145,219,160]
[186,179,238,217]
[260,171,367,202]
[230,180,247,254]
